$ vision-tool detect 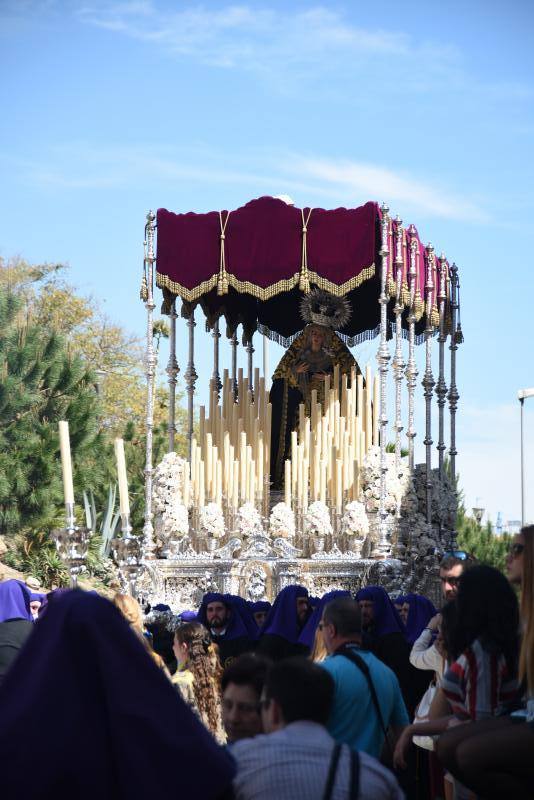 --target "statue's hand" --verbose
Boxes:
[295,363,309,374]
